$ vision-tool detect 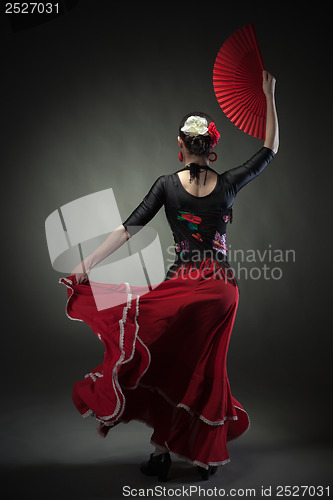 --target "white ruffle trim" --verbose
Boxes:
[150,439,230,471]
[139,382,242,427]
[59,277,144,424]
